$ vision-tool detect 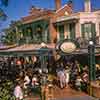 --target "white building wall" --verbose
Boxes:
[97,14,100,44]
[79,12,97,24]
[56,11,100,44]
[78,12,99,40]
[75,22,81,38]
